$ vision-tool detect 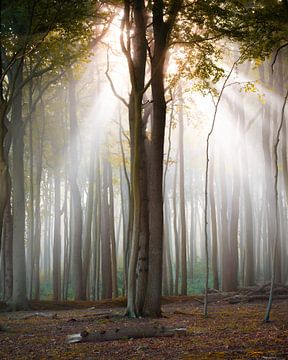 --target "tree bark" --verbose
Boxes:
[107,158,118,298]
[10,61,28,310]
[68,70,84,300]
[178,87,187,296]
[53,167,61,301]
[83,143,95,297]
[101,154,112,299]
